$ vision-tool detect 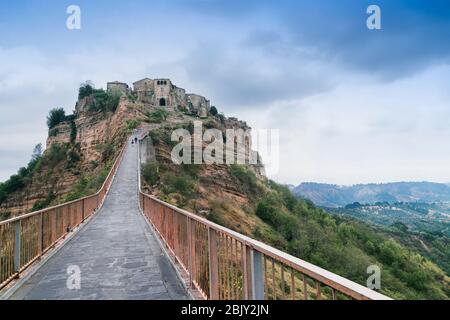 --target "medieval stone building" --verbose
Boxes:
[132,78,210,117]
[75,77,211,118]
[107,81,130,94]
